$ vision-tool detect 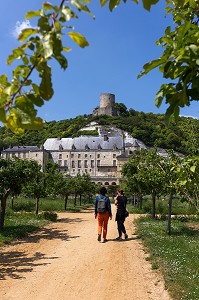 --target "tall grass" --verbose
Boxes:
[135,216,199,300]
